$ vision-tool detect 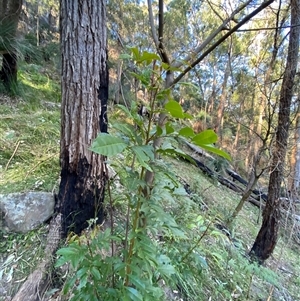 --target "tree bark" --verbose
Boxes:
[290,112,300,191]
[216,48,231,142]
[250,0,300,263]
[12,1,108,299]
[0,0,22,91]
[57,0,108,236]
